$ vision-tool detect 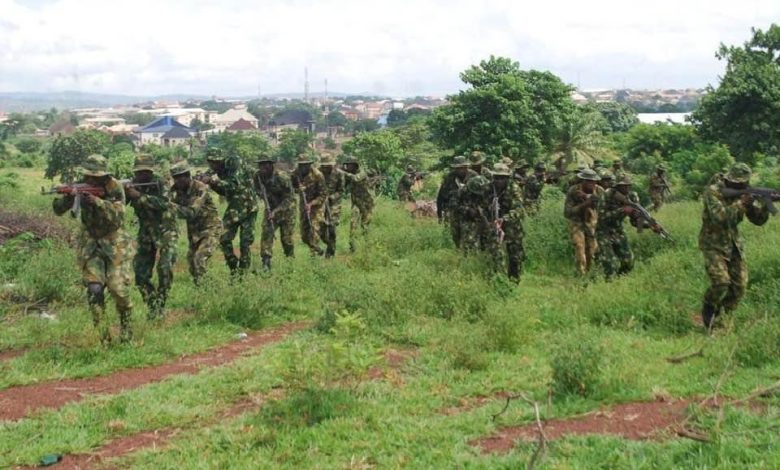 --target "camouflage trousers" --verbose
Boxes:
[485,220,525,279]
[569,222,598,275]
[460,217,489,253]
[319,204,341,257]
[702,246,748,314]
[300,207,324,256]
[220,210,257,273]
[260,210,294,259]
[650,191,665,212]
[77,229,134,342]
[188,227,220,284]
[134,228,177,318]
[449,210,463,249]
[524,199,541,216]
[397,189,414,202]
[597,231,634,280]
[349,203,372,252]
